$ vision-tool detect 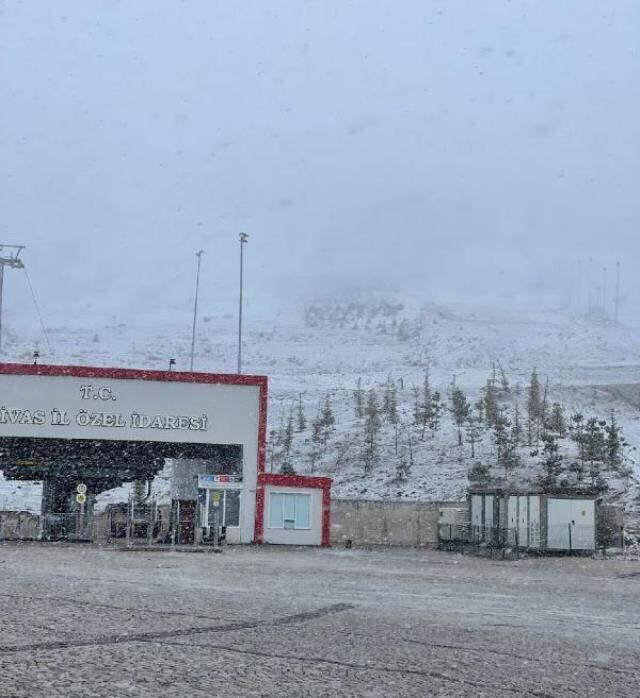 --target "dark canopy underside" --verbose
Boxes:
[0,437,241,490]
